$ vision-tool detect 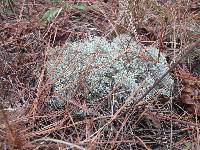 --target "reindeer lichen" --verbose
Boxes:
[47,34,174,107]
